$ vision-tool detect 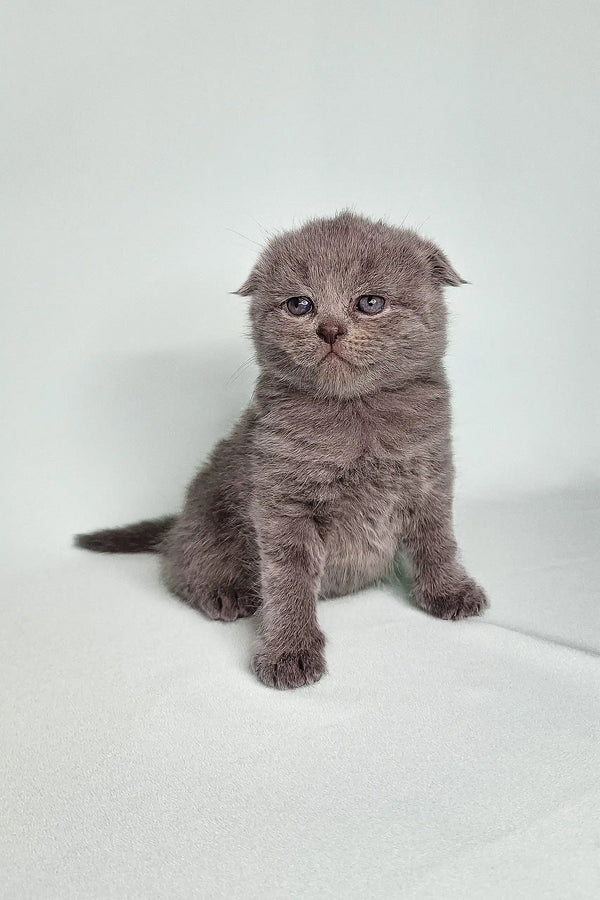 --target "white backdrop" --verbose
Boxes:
[2,5,600,899]
[1,0,598,564]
